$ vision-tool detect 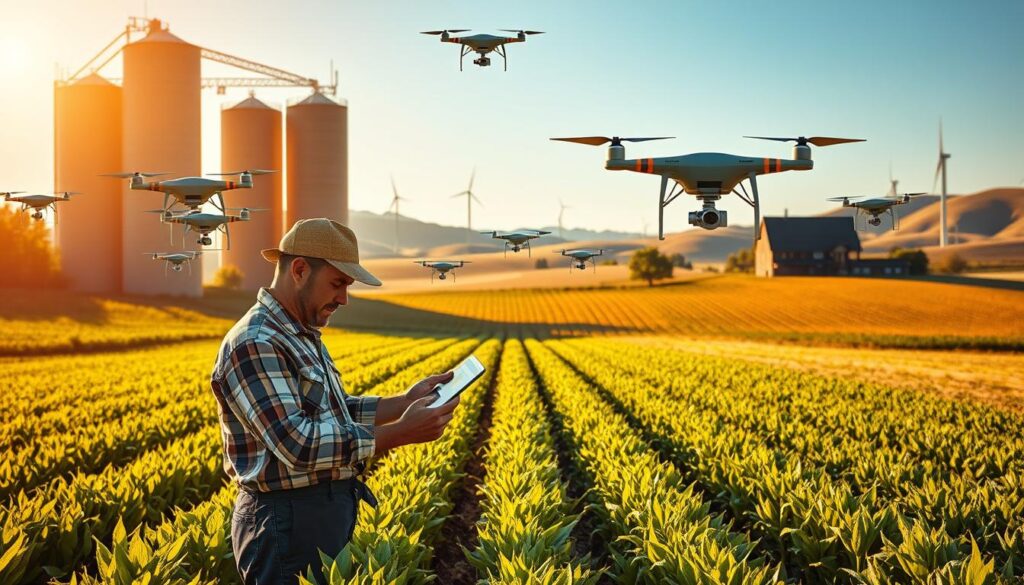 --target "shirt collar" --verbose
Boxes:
[256,287,321,340]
